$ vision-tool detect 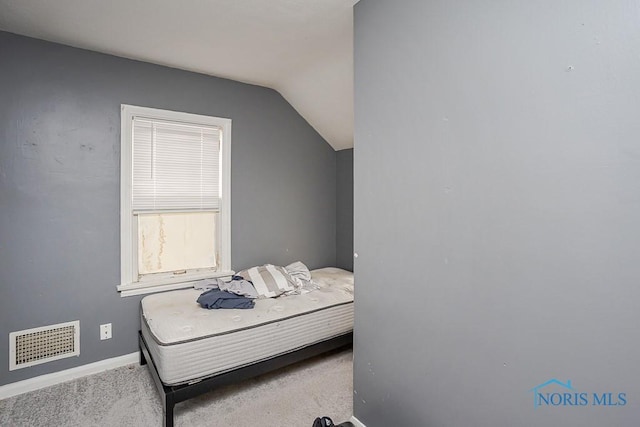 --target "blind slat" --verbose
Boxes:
[132,117,221,211]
